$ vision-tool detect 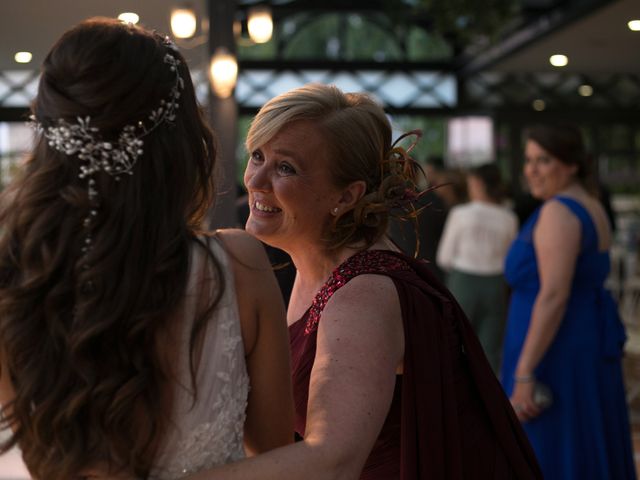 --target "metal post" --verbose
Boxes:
[208,0,238,228]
